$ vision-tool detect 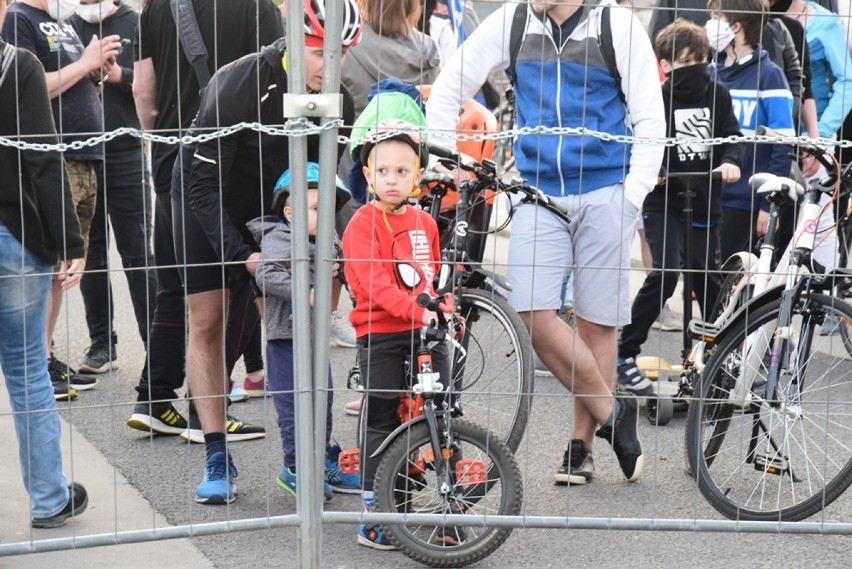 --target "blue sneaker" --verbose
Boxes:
[357,522,397,551]
[325,442,361,494]
[276,467,332,501]
[195,451,237,504]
